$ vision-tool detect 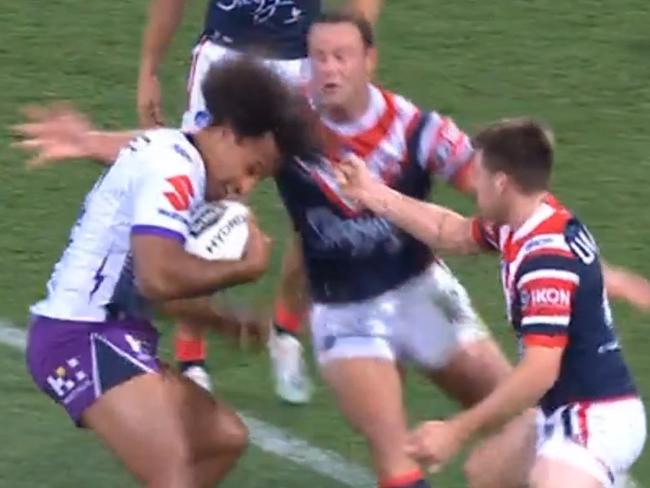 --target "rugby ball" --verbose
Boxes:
[185,200,250,261]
